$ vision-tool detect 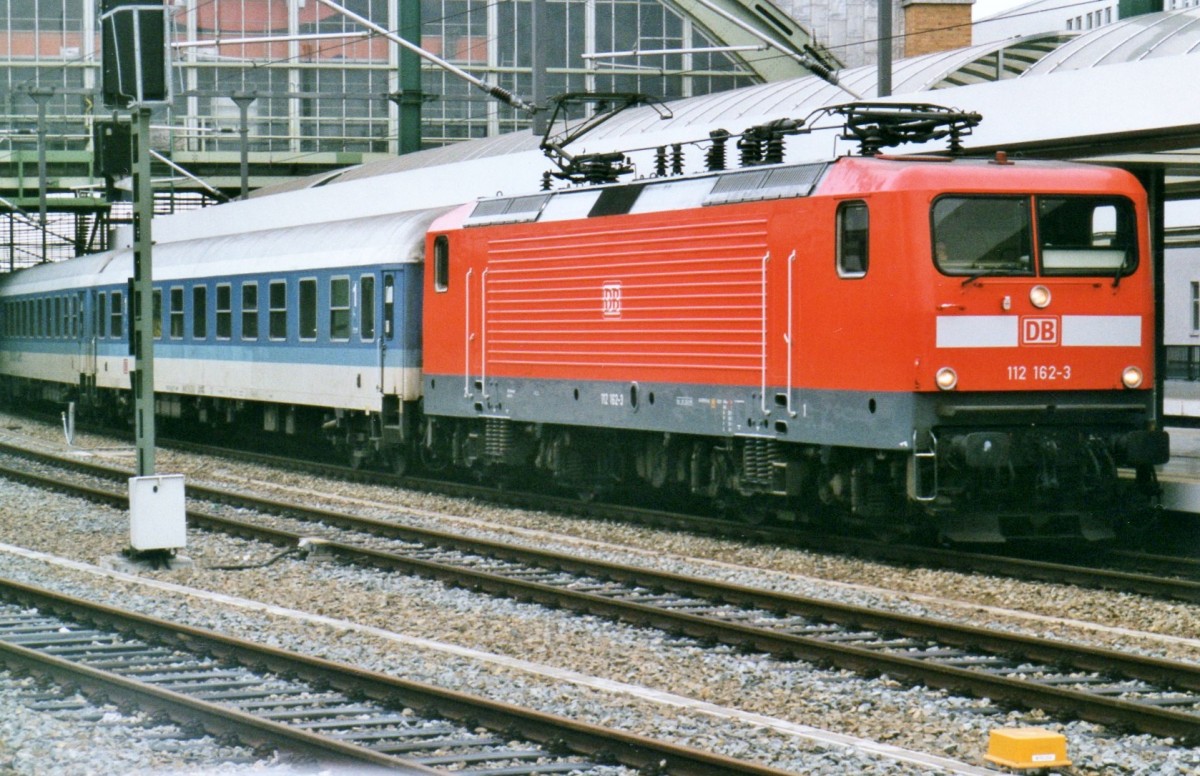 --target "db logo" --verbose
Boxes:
[602,281,622,318]
[1021,316,1059,346]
